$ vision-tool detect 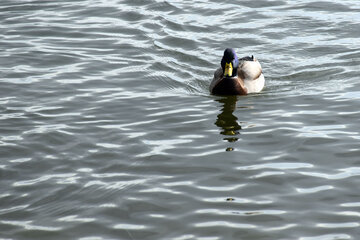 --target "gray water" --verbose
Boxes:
[1,0,360,239]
